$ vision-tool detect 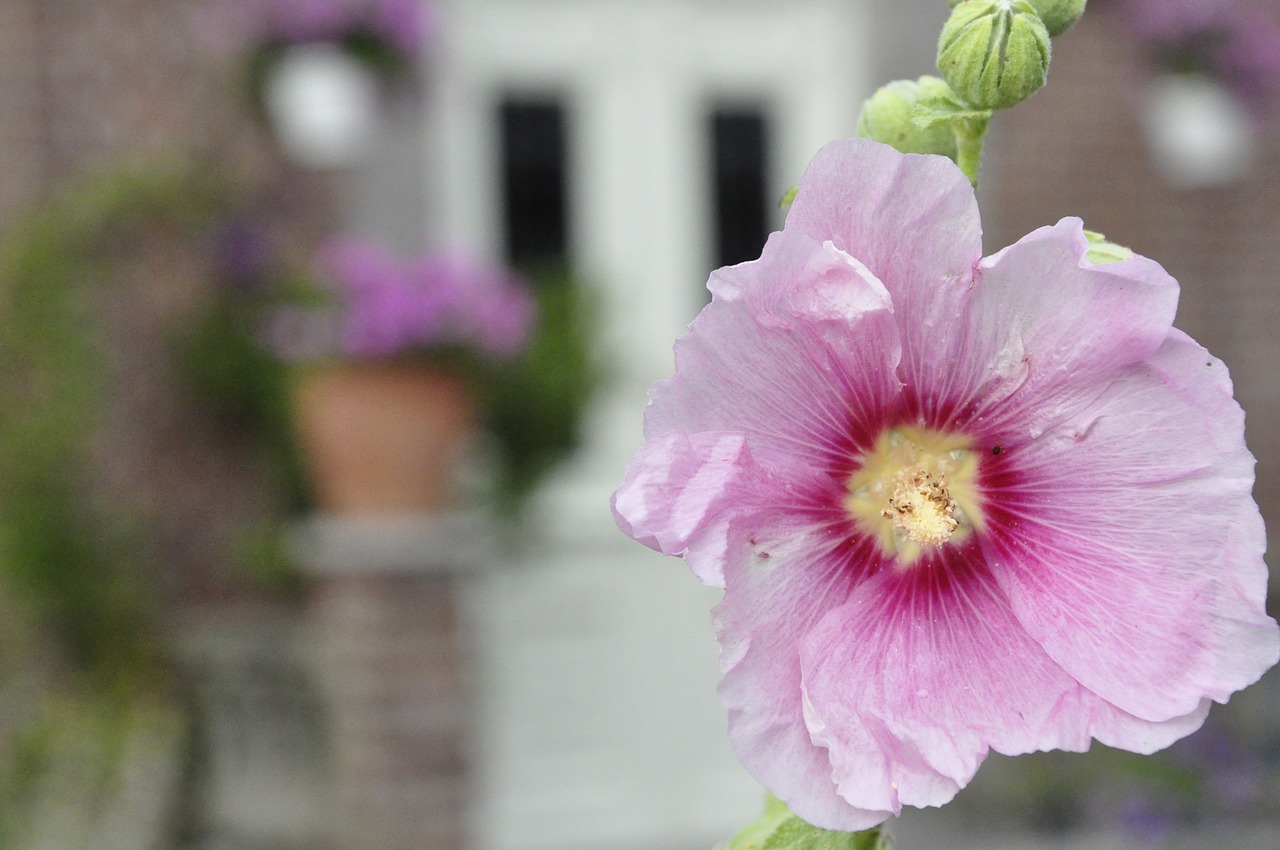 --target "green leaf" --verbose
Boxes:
[762,818,889,850]
[724,794,792,850]
[723,794,890,850]
[910,94,993,130]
